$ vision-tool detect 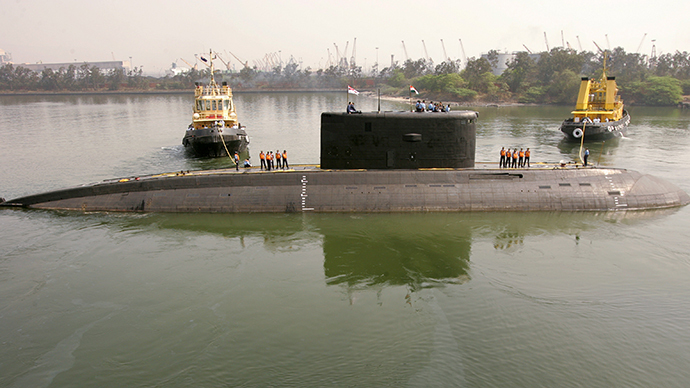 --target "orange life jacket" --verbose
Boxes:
[506,151,511,158]
[276,152,281,160]
[282,152,287,159]
[260,152,265,160]
[500,149,505,156]
[519,151,524,157]
[525,150,530,157]
[512,152,518,159]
